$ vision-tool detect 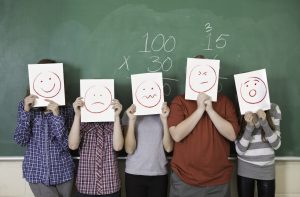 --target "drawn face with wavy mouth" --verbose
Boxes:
[189,65,217,93]
[33,71,61,98]
[84,86,112,113]
[135,81,161,108]
[240,77,267,104]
